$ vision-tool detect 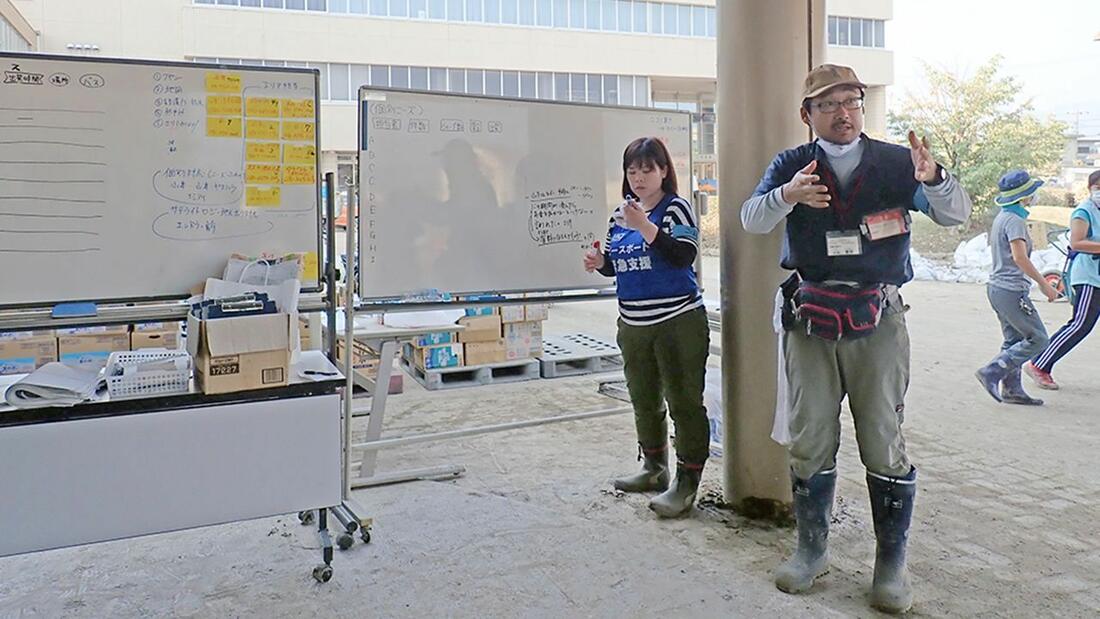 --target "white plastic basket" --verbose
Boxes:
[105,350,192,400]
